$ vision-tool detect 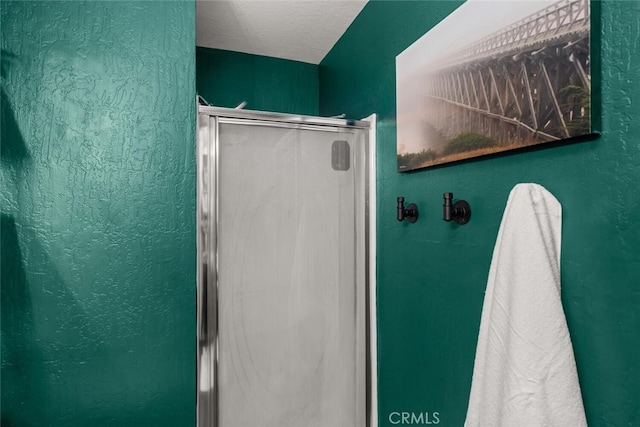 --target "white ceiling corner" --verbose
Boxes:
[196,0,369,65]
